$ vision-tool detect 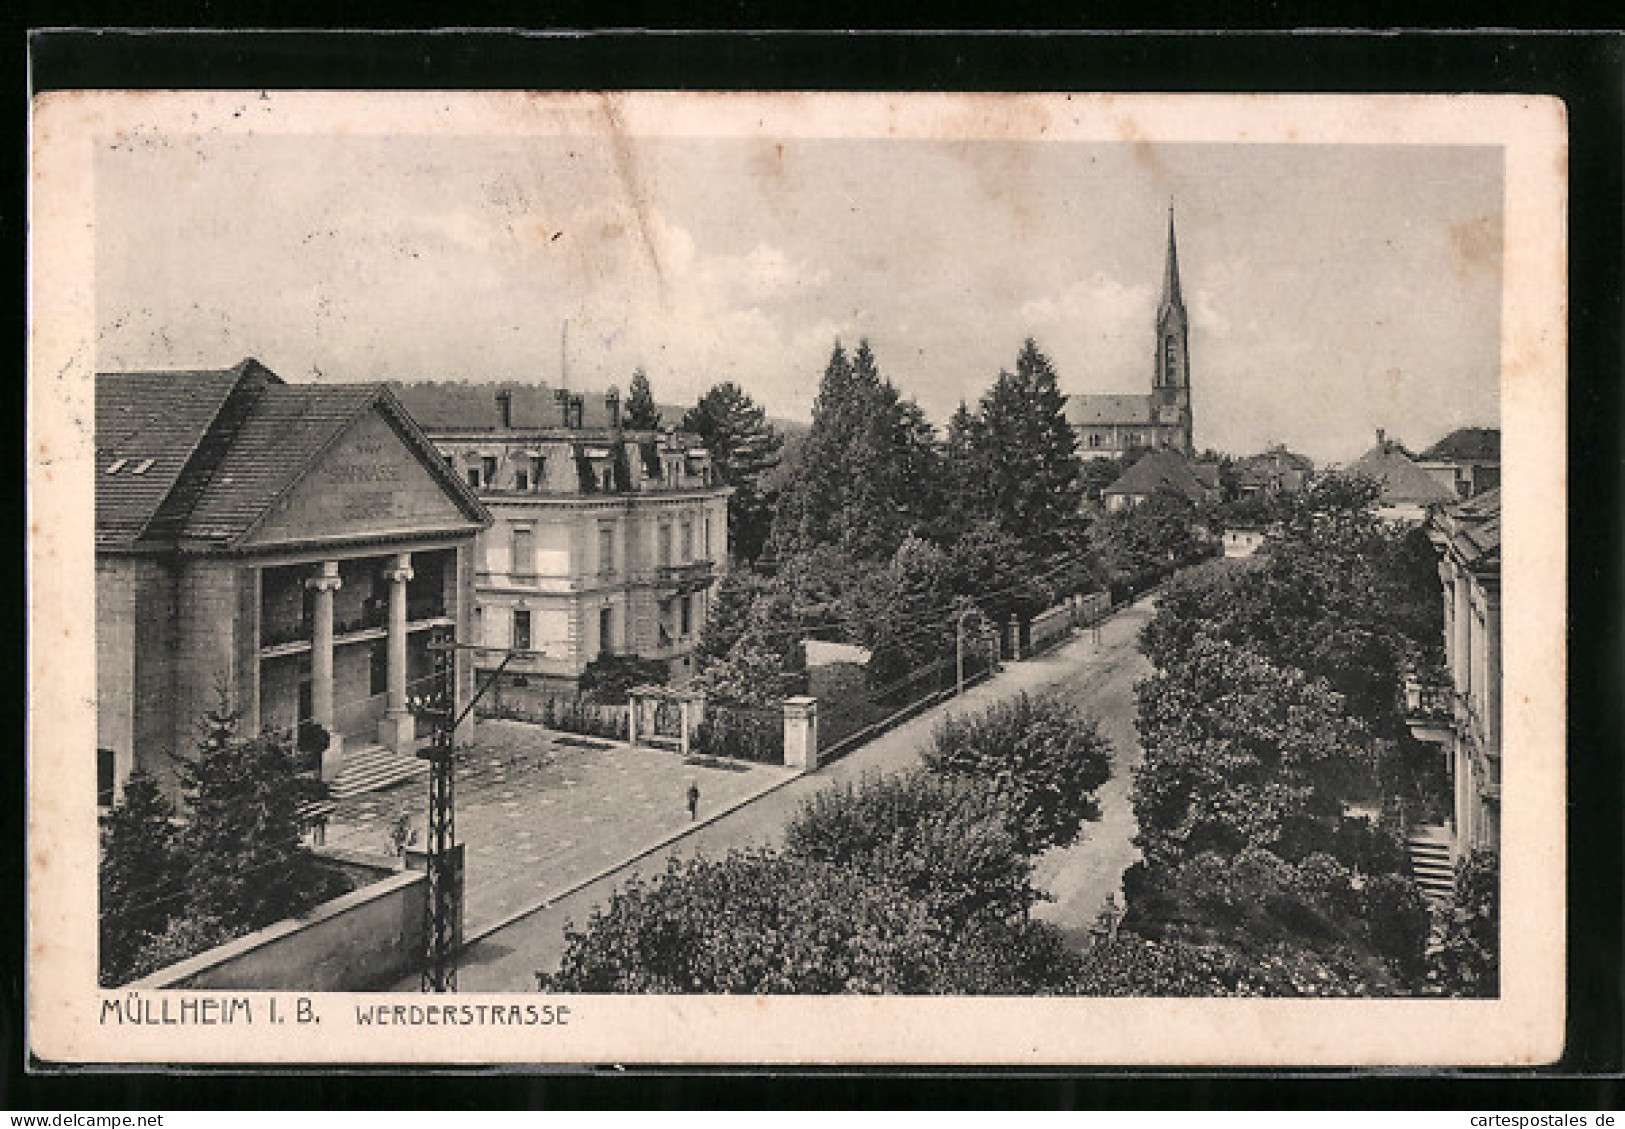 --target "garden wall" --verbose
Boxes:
[132,858,427,992]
